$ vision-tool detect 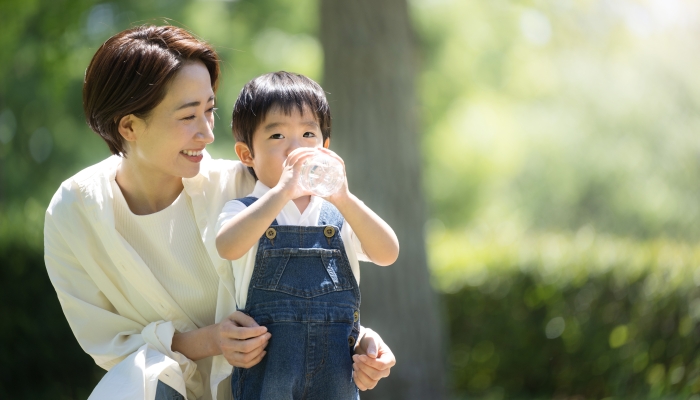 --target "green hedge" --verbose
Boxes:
[431,227,700,399]
[6,223,700,399]
[0,241,103,399]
